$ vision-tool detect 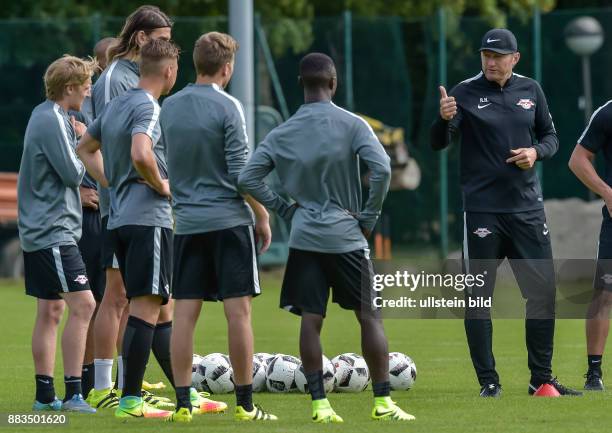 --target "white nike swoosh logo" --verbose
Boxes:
[543,230,549,235]
[487,38,501,43]
[38,379,50,384]
[478,103,491,109]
